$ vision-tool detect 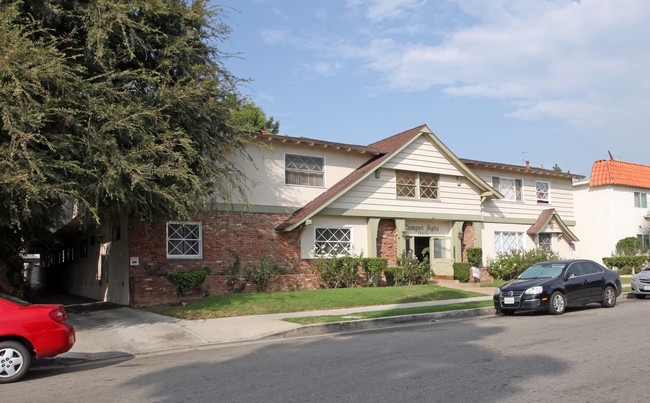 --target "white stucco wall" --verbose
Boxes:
[573,181,650,262]
[300,216,369,259]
